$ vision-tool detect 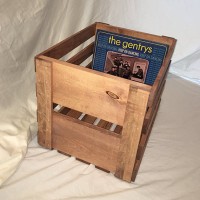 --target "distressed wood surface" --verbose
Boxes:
[35,58,52,149]
[115,85,149,182]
